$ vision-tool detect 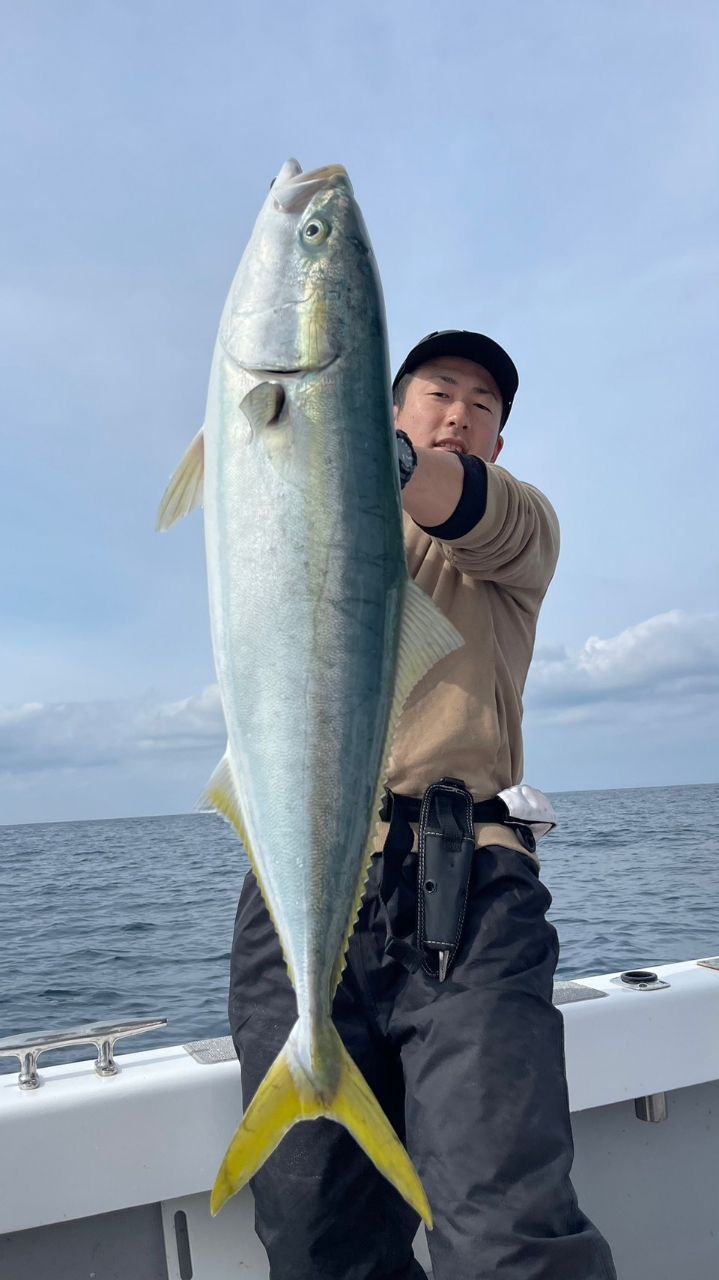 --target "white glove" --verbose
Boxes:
[497,784,557,841]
